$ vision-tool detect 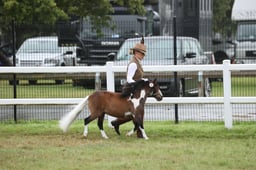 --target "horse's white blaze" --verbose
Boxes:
[158,89,163,97]
[83,125,88,137]
[126,129,134,136]
[100,130,109,139]
[129,90,146,109]
[139,127,149,140]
